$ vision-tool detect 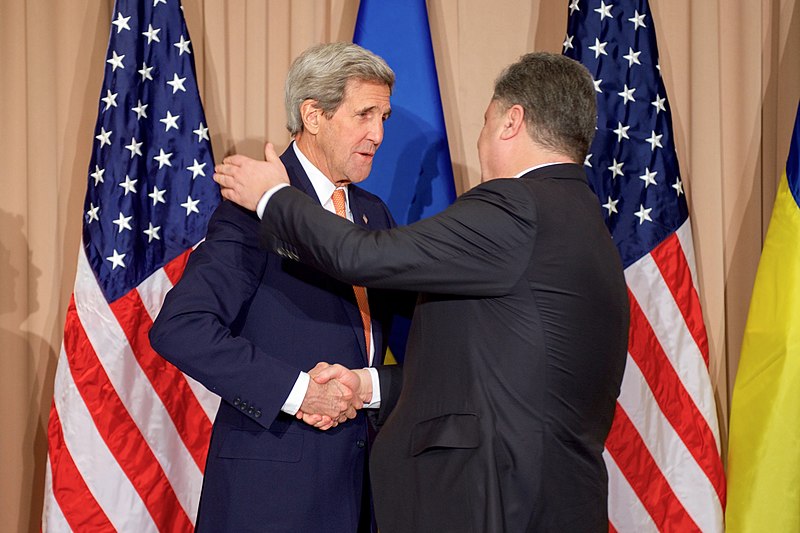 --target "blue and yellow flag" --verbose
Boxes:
[354,0,456,362]
[726,102,800,531]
